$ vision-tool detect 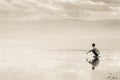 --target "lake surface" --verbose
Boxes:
[0,50,120,80]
